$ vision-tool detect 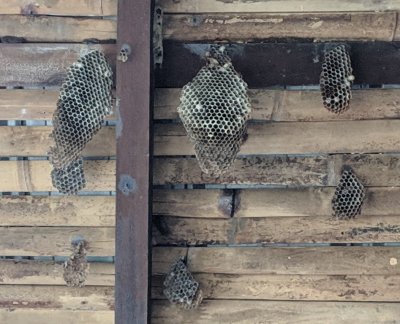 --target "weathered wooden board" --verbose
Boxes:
[187,246,400,275]
[157,41,400,87]
[0,160,115,192]
[0,285,114,310]
[0,13,395,42]
[152,300,400,324]
[0,261,115,286]
[0,1,117,16]
[157,0,400,13]
[155,215,400,245]
[0,196,115,226]
[4,119,400,156]
[163,12,396,41]
[152,273,400,302]
[0,247,186,283]
[4,88,400,122]
[0,44,116,87]
[0,126,115,157]
[0,227,114,256]
[3,154,400,191]
[0,15,116,42]
[235,187,400,217]
[0,310,114,324]
[154,120,400,155]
